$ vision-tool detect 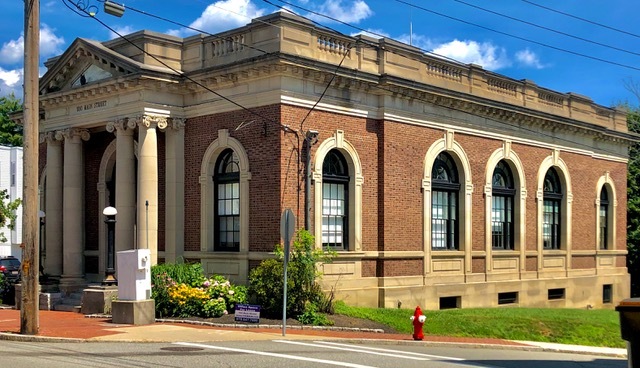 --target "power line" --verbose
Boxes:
[62,0,289,134]
[450,0,640,58]
[392,0,640,72]
[521,0,640,40]
[63,0,633,157]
